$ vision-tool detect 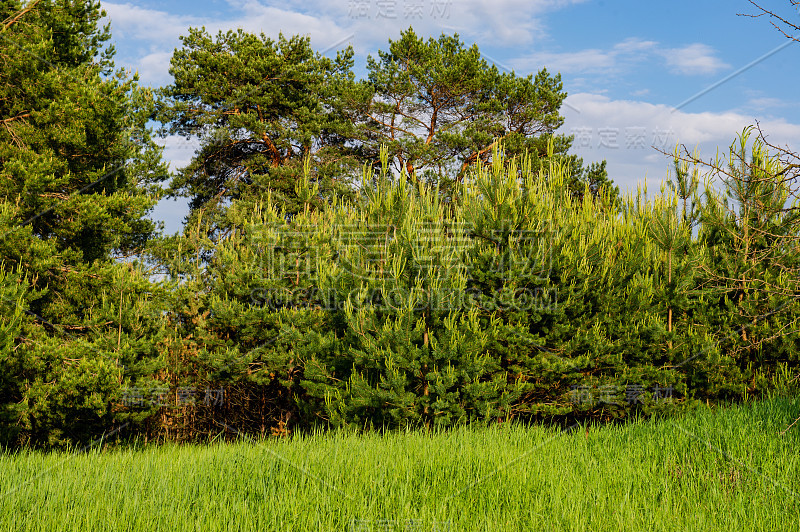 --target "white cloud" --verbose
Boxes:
[102,0,594,86]
[102,1,356,84]
[103,1,346,45]
[613,38,658,54]
[134,51,173,85]
[561,93,800,192]
[212,1,348,45]
[520,48,616,73]
[102,3,203,44]
[155,134,198,172]
[514,38,726,77]
[433,0,587,45]
[261,0,591,46]
[741,97,798,116]
[514,38,657,75]
[659,43,729,75]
